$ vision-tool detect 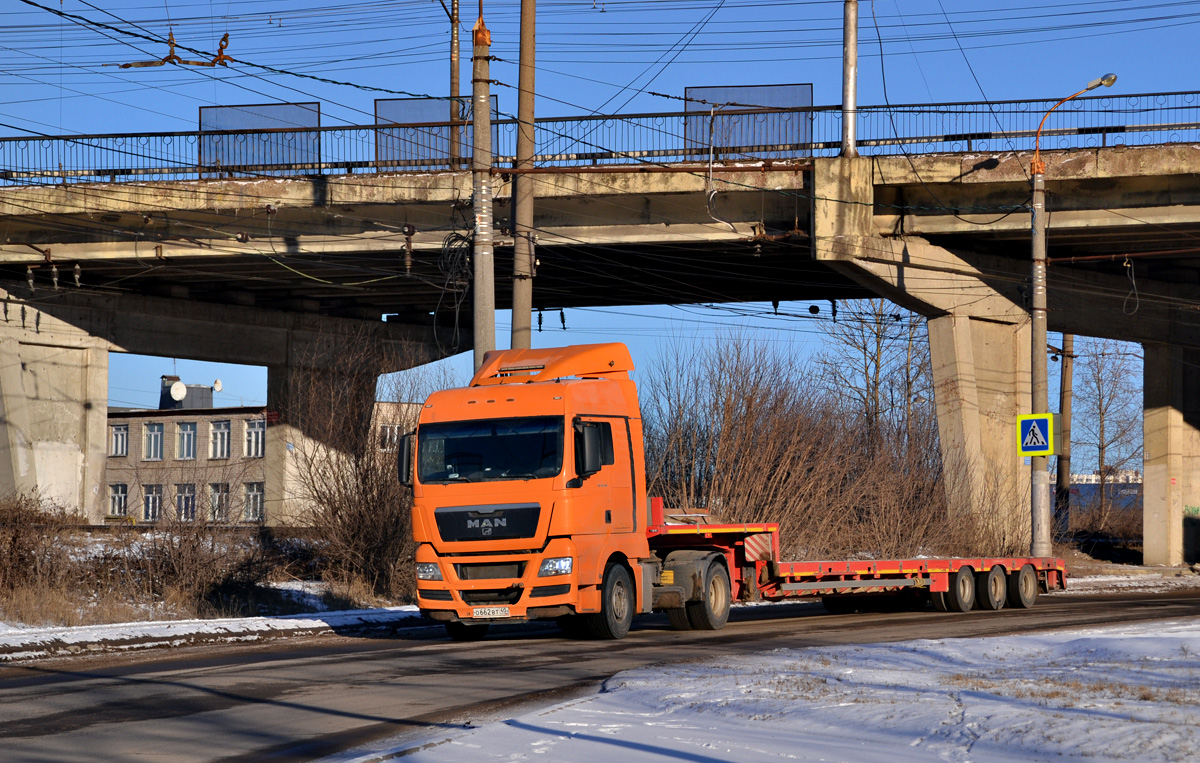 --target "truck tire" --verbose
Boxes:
[585,564,634,640]
[943,566,976,613]
[686,562,731,630]
[445,621,489,641]
[666,608,693,630]
[1007,564,1039,609]
[975,566,1006,611]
